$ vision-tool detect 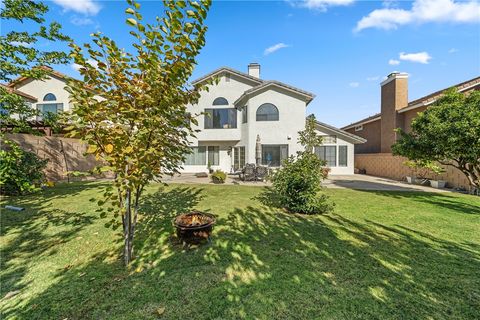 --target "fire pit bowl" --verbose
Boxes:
[173,211,216,243]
